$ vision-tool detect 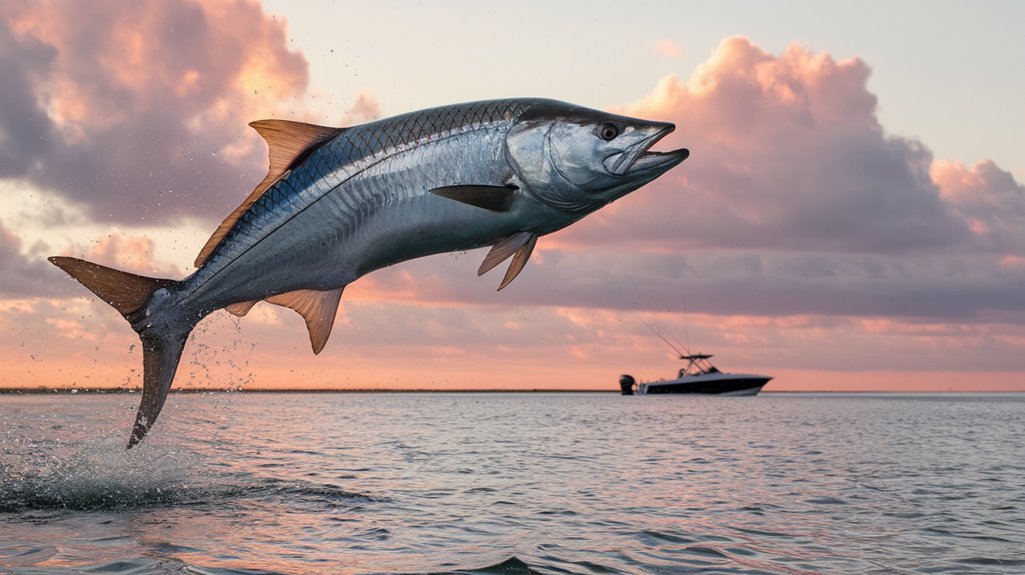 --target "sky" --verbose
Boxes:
[1,0,1023,392]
